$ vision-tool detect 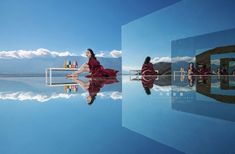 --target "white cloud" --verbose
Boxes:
[122,65,140,72]
[0,48,76,59]
[110,91,122,100]
[211,59,220,65]
[97,91,122,100]
[152,85,195,93]
[0,91,74,102]
[151,56,195,64]
[81,92,88,97]
[81,91,122,100]
[81,49,122,58]
[152,85,172,92]
[80,52,86,57]
[96,51,106,57]
[151,57,171,63]
[172,56,195,63]
[110,50,122,58]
